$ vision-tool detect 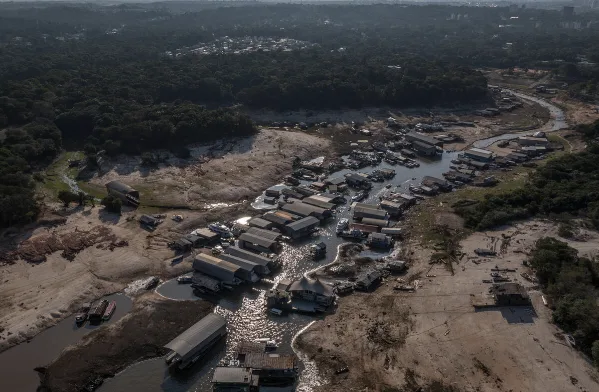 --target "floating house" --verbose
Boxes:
[284,216,320,239]
[238,233,280,254]
[288,277,335,306]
